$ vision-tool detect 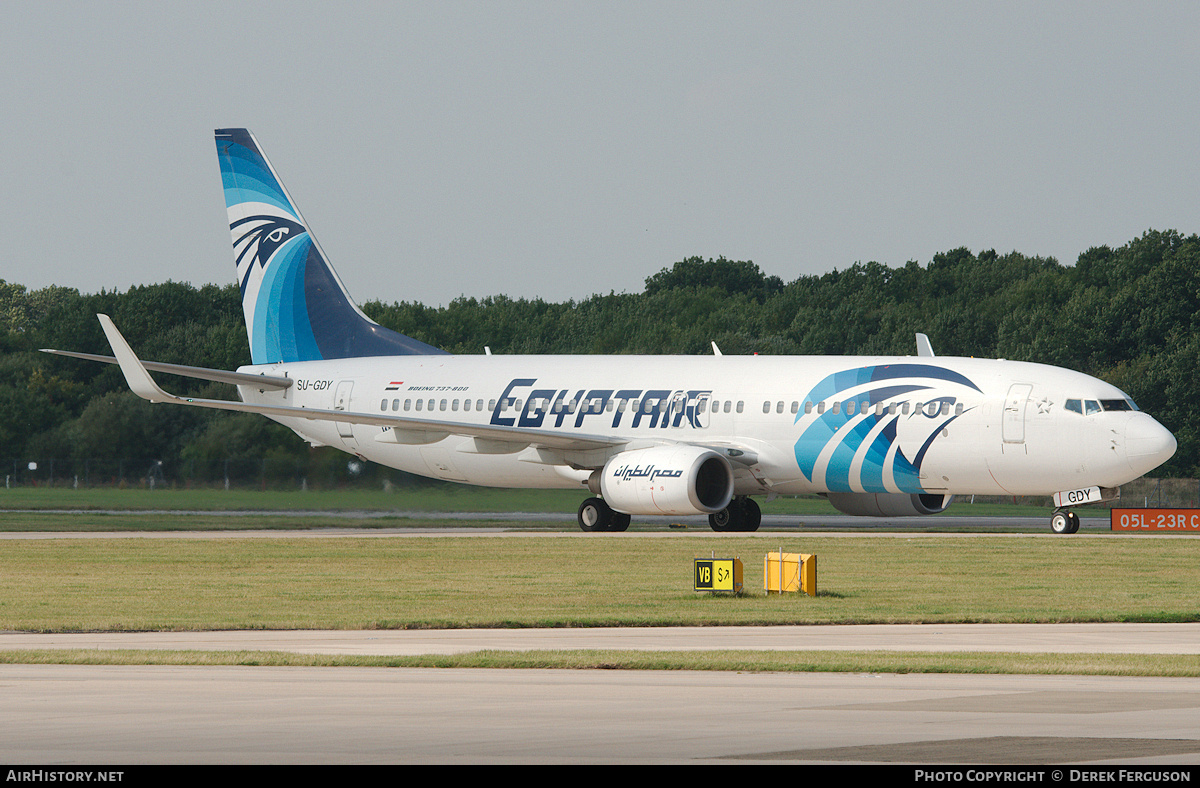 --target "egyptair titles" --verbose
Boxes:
[489,378,713,430]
